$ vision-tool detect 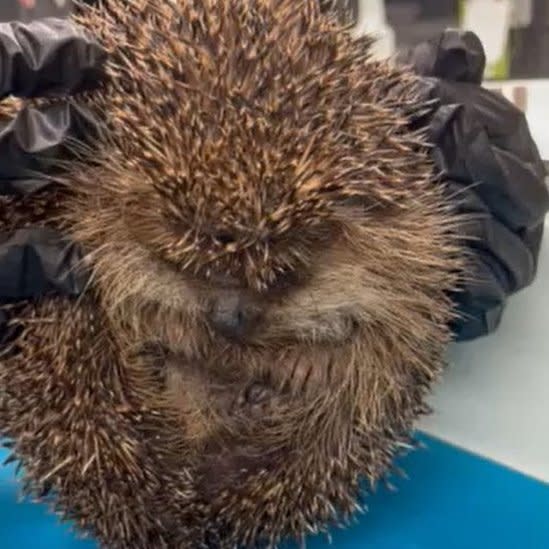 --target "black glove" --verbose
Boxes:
[0,18,105,337]
[400,29,549,341]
